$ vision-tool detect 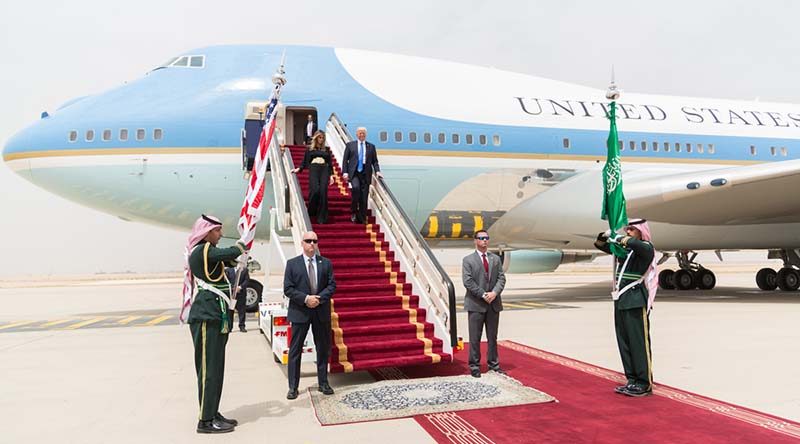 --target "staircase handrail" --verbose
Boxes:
[326,114,458,348]
[268,131,291,231]
[282,146,313,253]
